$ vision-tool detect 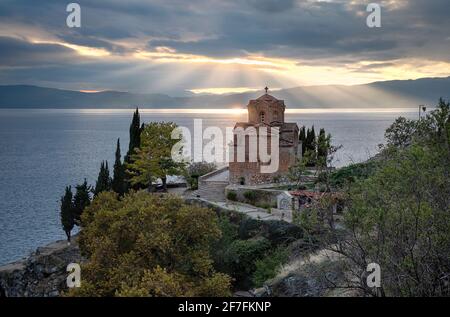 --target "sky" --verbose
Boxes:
[0,0,450,95]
